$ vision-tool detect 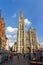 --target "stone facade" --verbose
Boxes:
[24,31,30,53]
[17,11,38,54]
[28,27,38,53]
[0,12,7,49]
[27,27,38,59]
[2,35,7,49]
[38,43,42,49]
